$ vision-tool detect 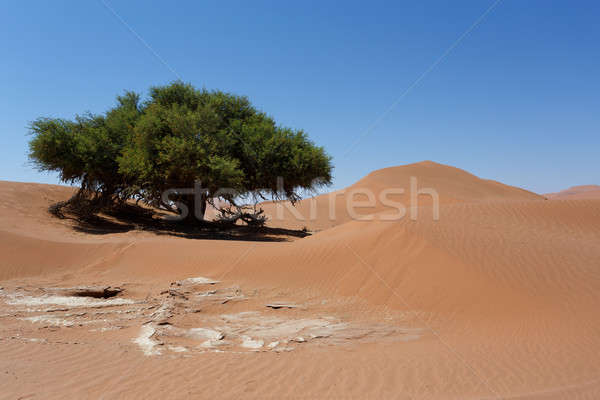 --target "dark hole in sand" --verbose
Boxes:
[65,287,123,299]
